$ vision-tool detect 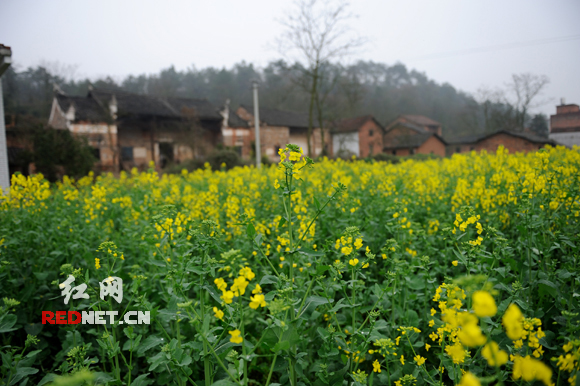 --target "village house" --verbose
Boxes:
[48,88,223,172]
[447,130,557,154]
[233,105,329,160]
[382,115,447,156]
[549,100,580,148]
[331,115,383,158]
